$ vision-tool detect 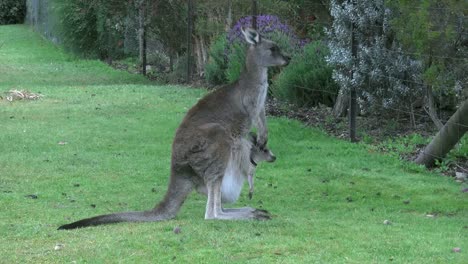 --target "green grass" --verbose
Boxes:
[0,25,467,263]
